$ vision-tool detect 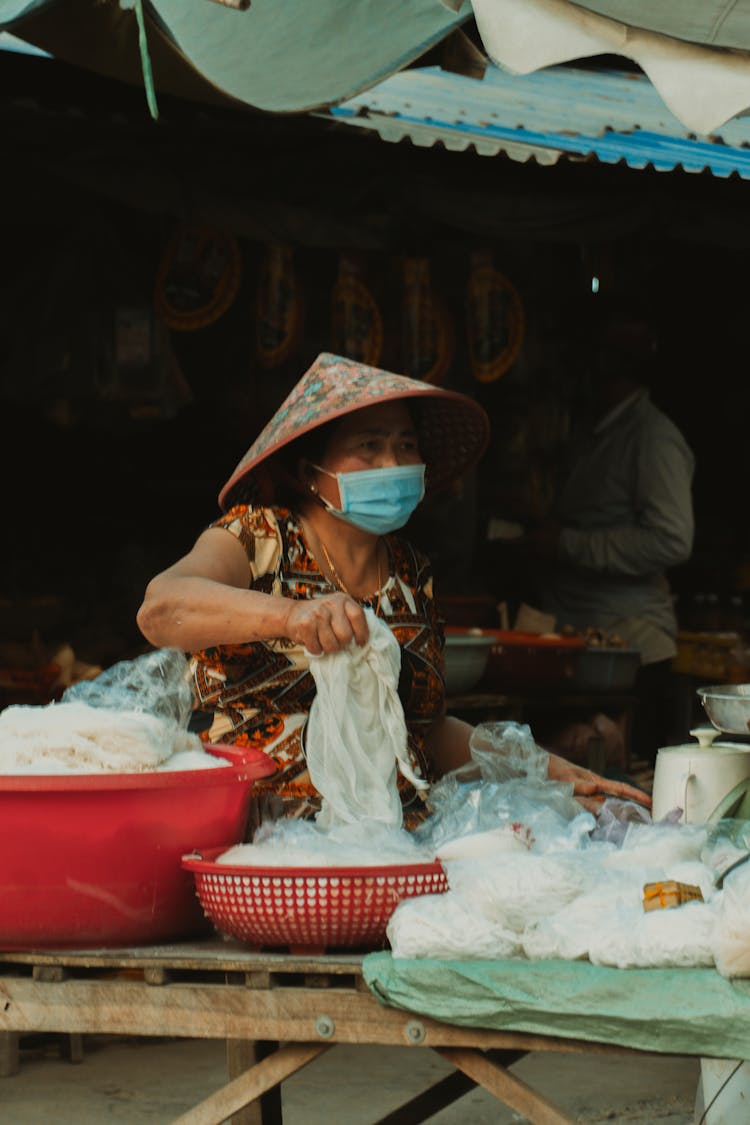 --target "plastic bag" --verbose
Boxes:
[523,874,627,961]
[524,853,717,967]
[443,849,596,934]
[387,891,521,960]
[414,721,589,855]
[306,608,427,830]
[713,859,750,978]
[436,822,534,862]
[63,647,193,728]
[218,815,433,867]
[602,820,708,870]
[0,648,208,774]
[701,819,750,881]
[588,898,718,970]
[448,720,550,786]
[589,796,652,846]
